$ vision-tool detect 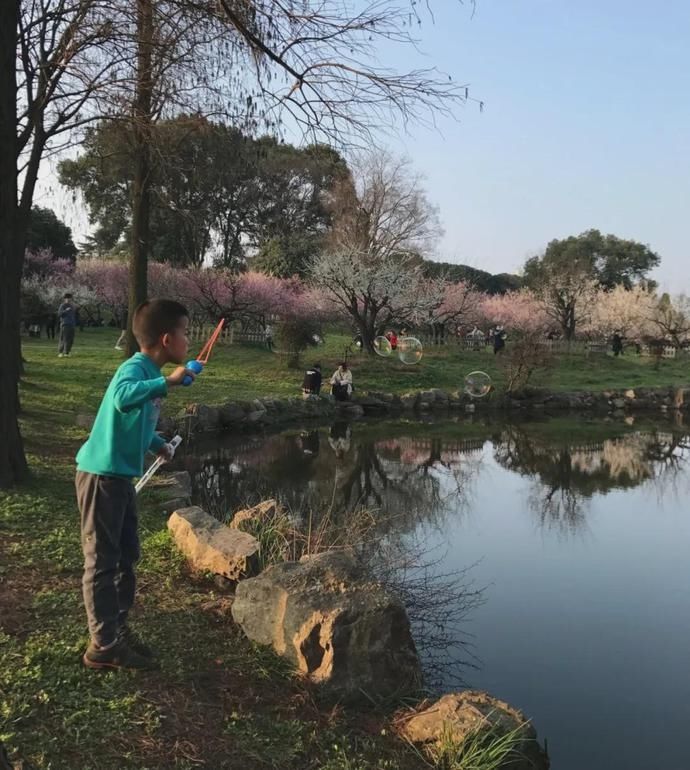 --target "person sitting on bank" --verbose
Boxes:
[302,363,322,398]
[330,362,353,402]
